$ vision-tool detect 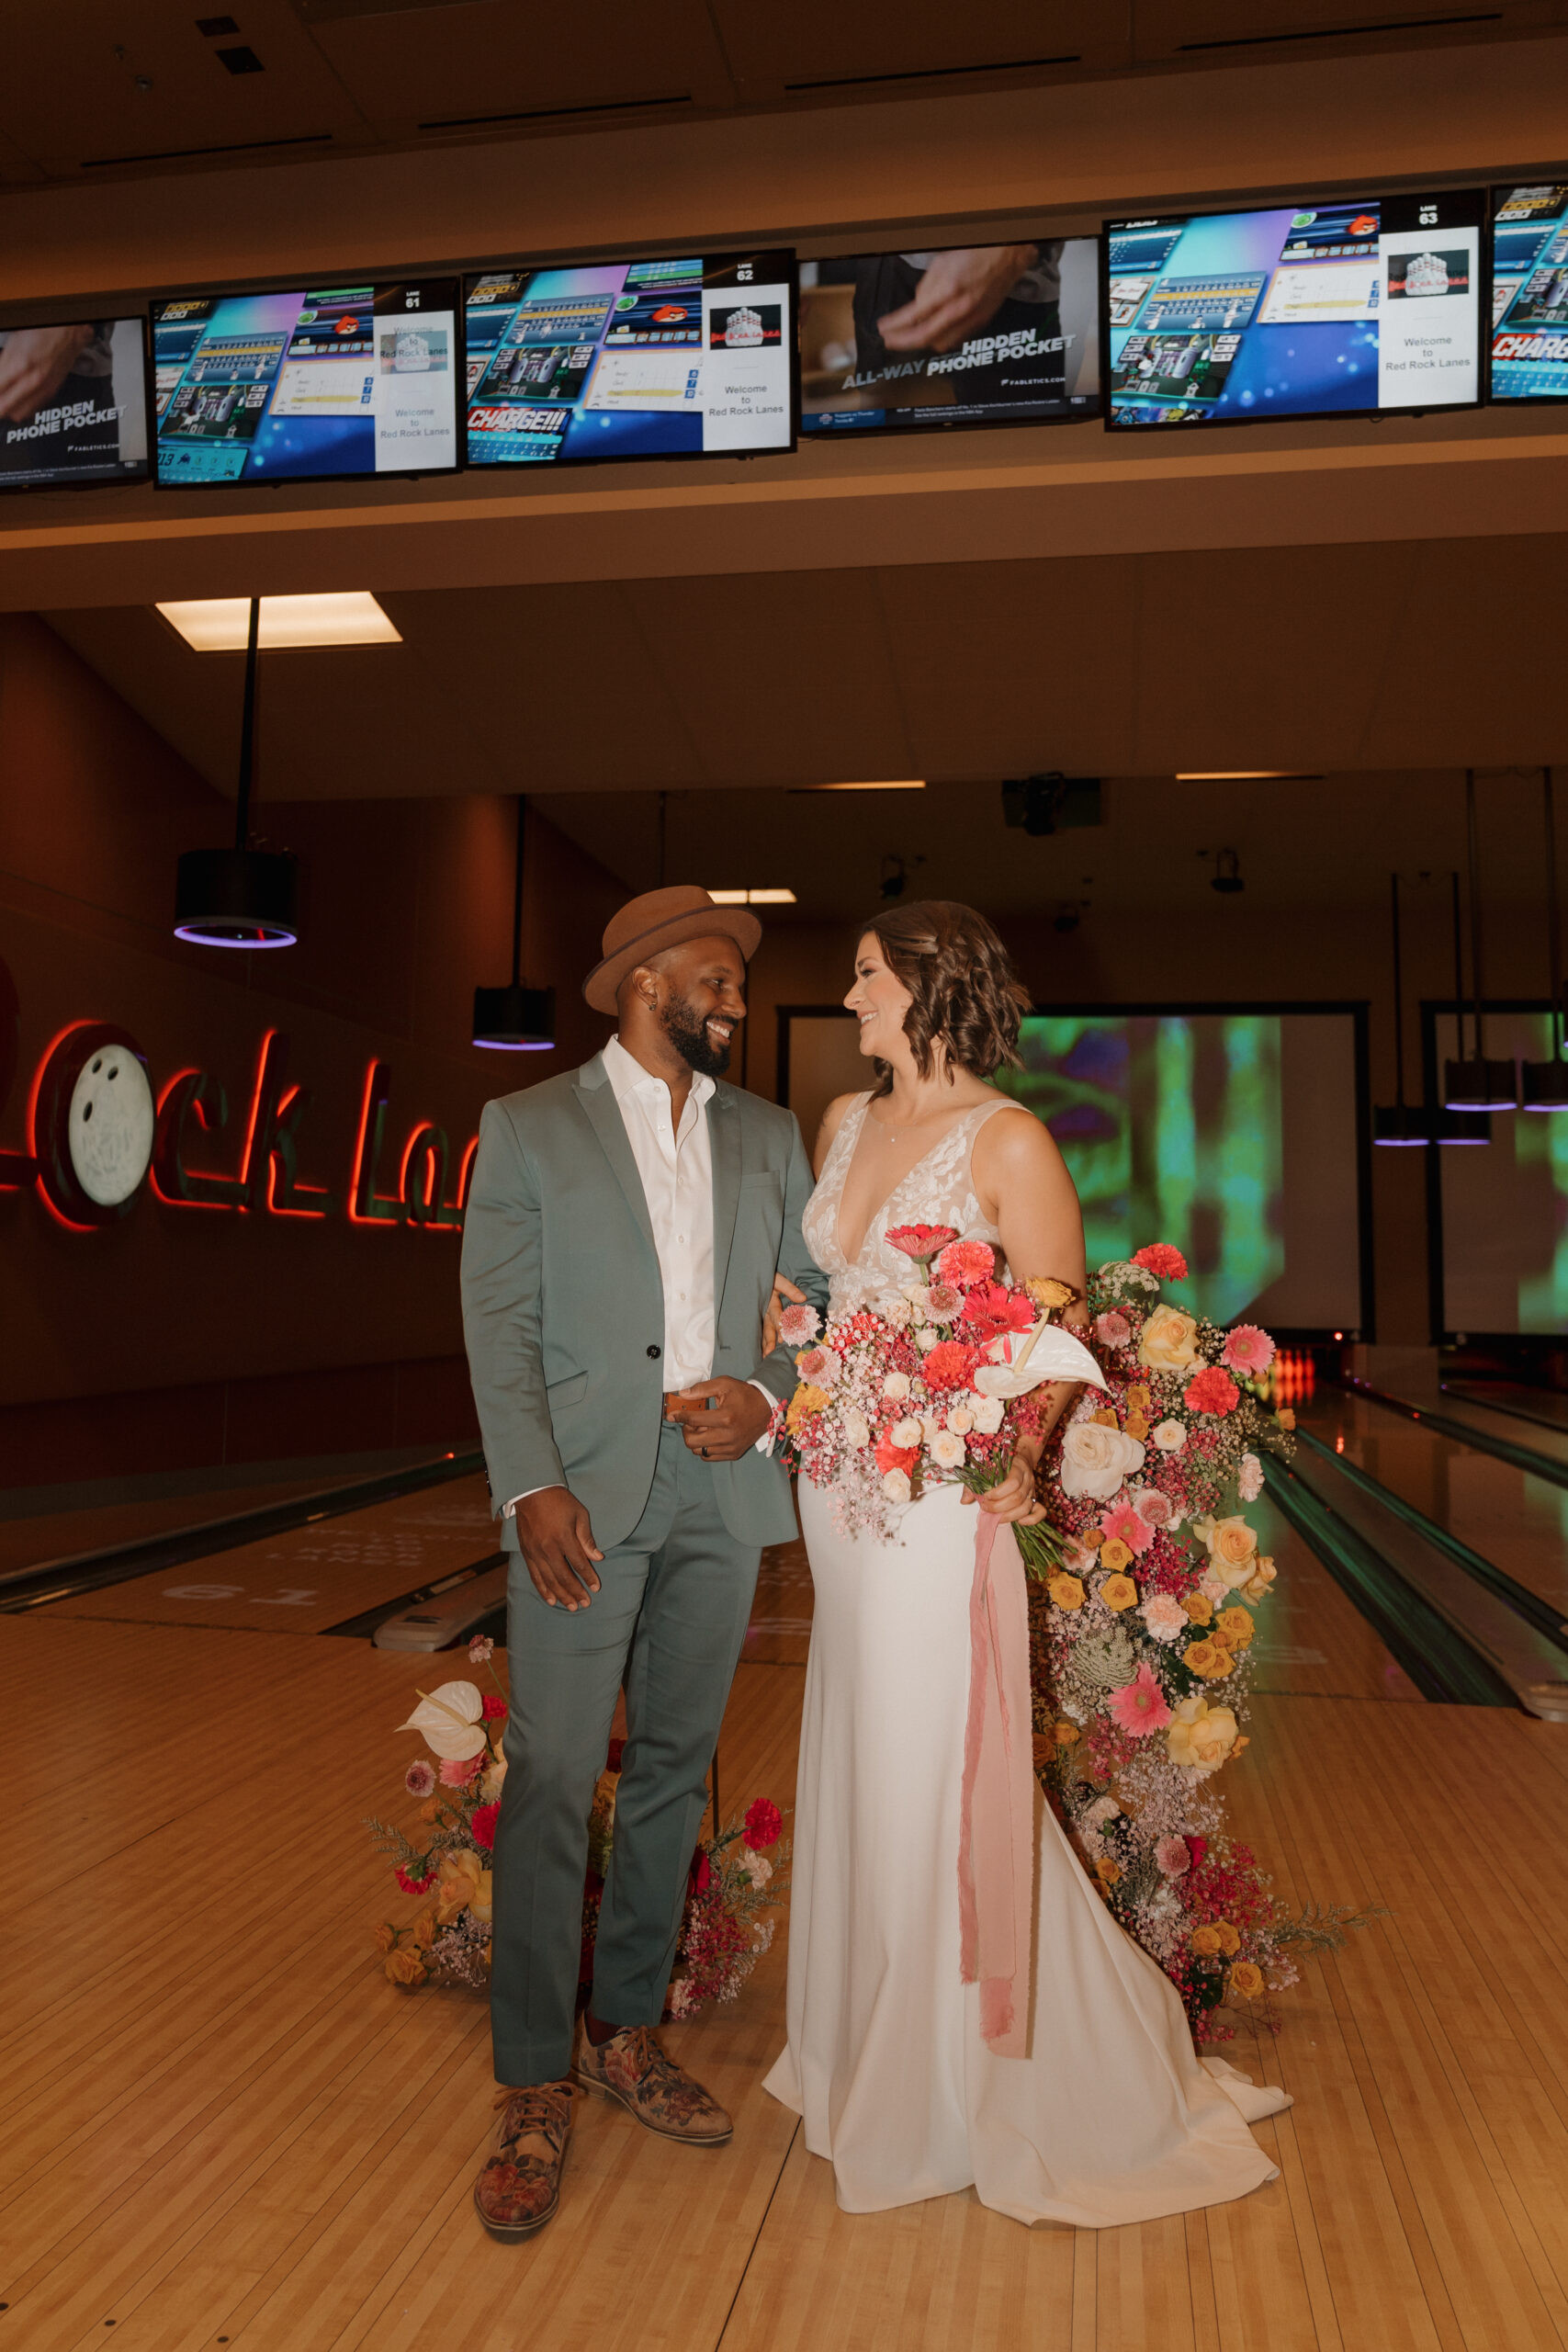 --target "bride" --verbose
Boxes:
[762,899,1290,2227]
